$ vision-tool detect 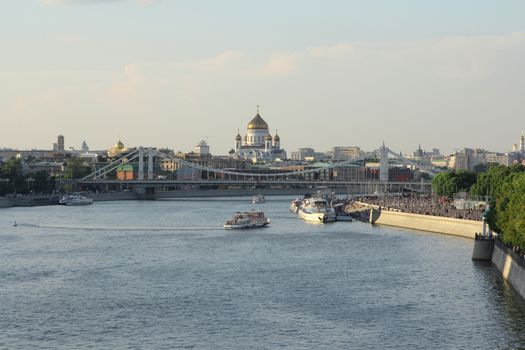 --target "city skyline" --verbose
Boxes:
[1,1,524,154]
